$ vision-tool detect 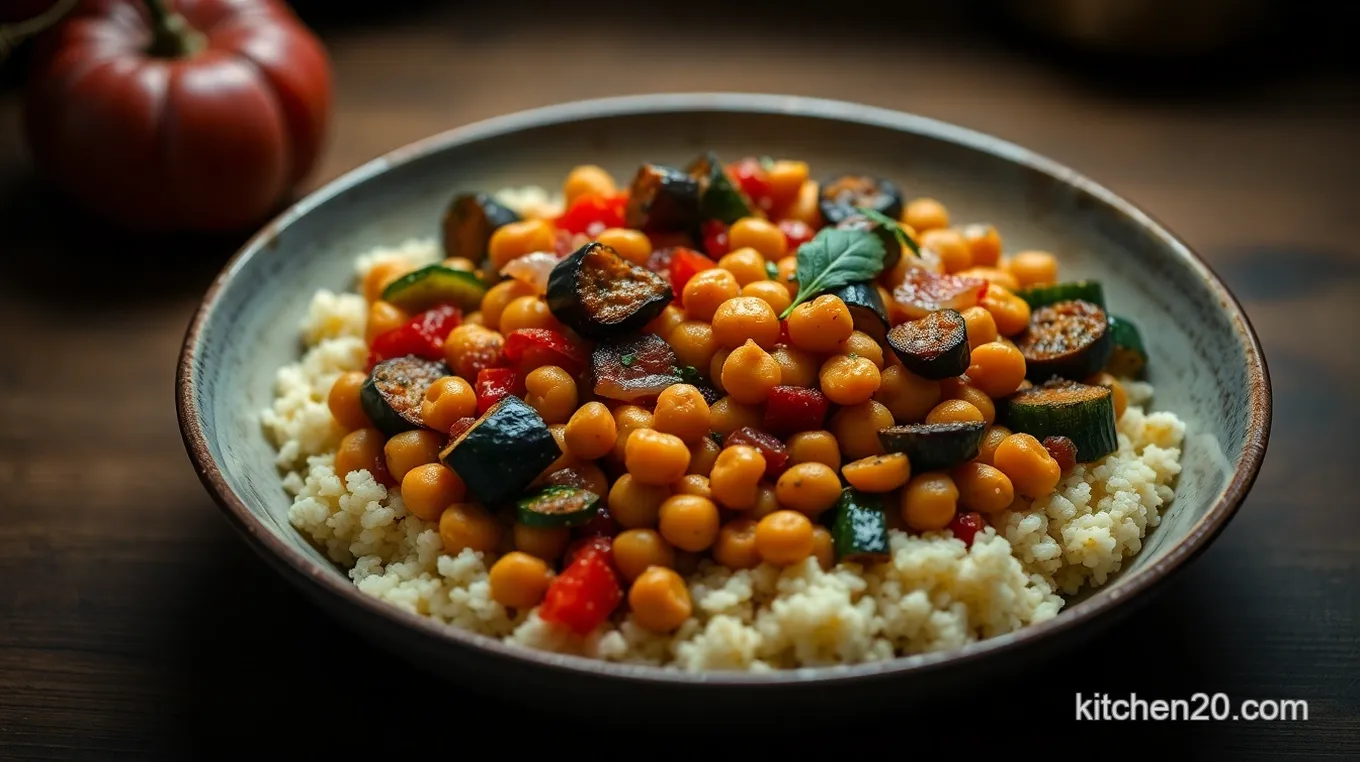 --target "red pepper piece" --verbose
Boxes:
[762,386,830,438]
[728,157,774,212]
[1042,436,1078,472]
[540,542,622,635]
[725,426,790,479]
[502,328,586,376]
[778,218,815,251]
[474,367,521,415]
[554,192,627,237]
[668,247,716,296]
[447,416,477,441]
[366,304,461,368]
[948,511,987,548]
[565,534,614,566]
[700,220,730,259]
